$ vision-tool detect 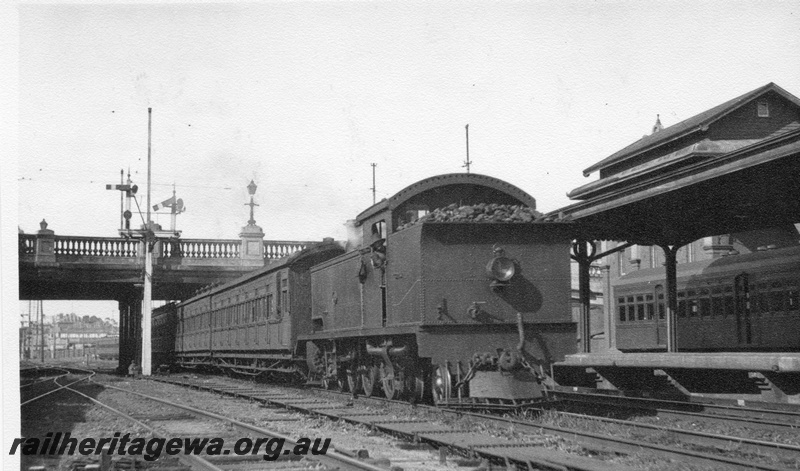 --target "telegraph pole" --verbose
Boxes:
[463,124,472,173]
[141,107,153,376]
[370,163,377,204]
[146,108,153,229]
[39,301,44,363]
